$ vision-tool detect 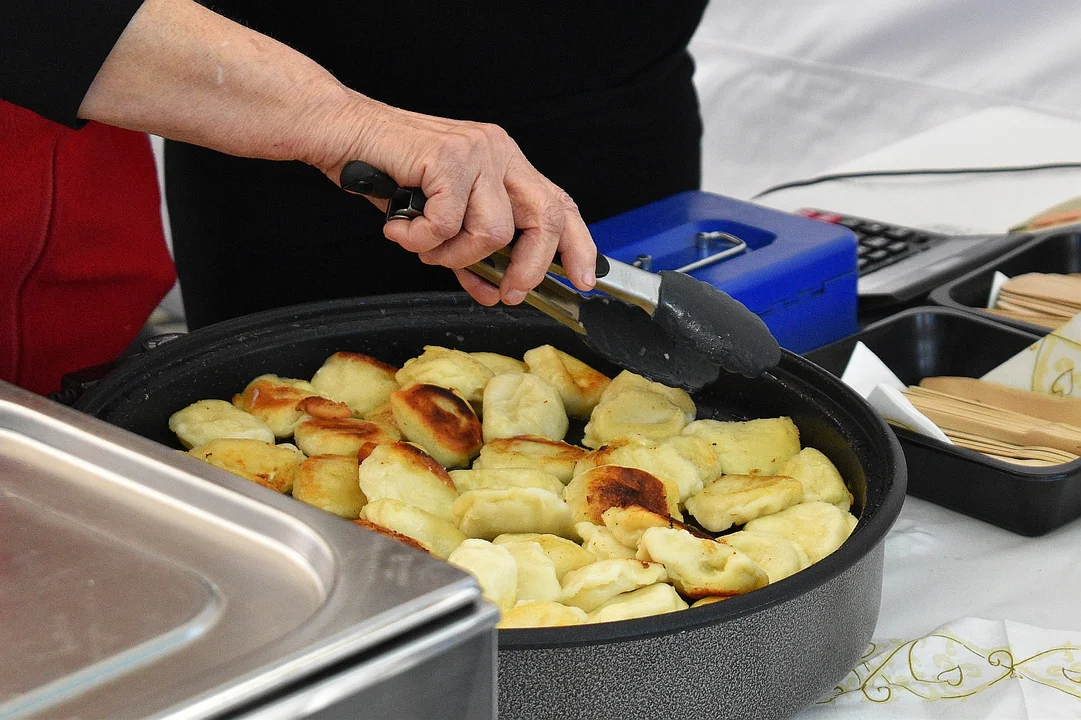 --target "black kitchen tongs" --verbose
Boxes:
[341,161,780,390]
